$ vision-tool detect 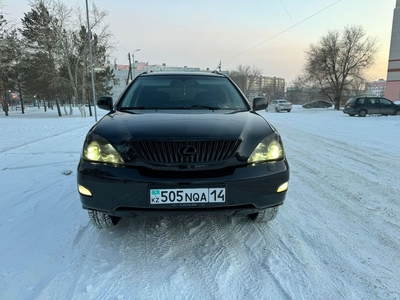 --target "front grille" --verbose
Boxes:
[132,140,241,165]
